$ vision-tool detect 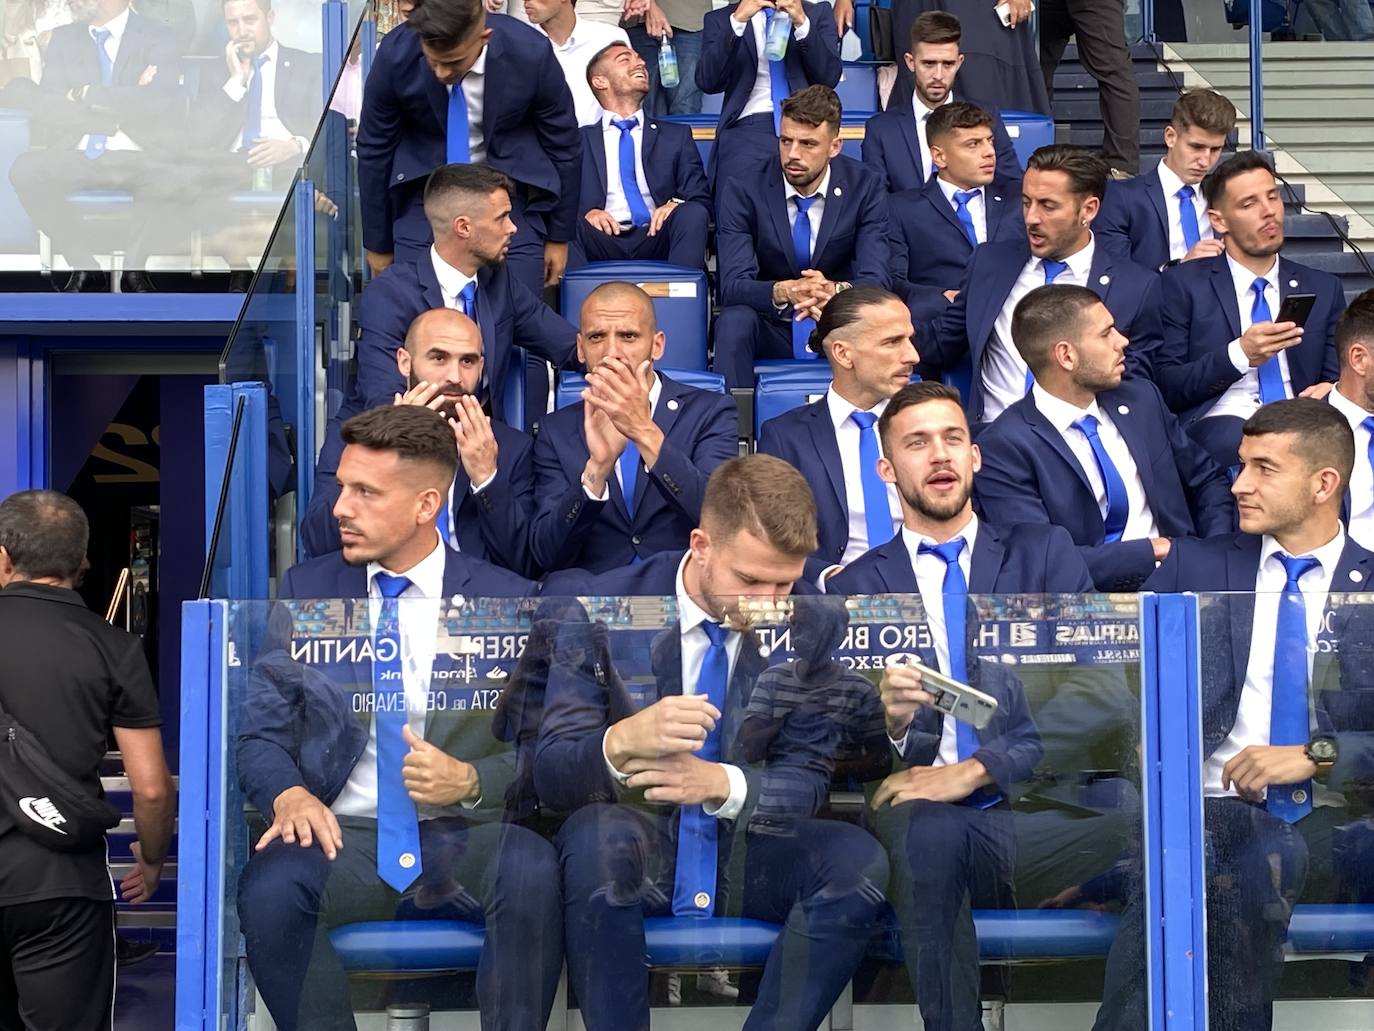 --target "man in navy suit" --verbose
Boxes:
[861,12,1020,195]
[920,145,1162,427]
[572,41,711,269]
[829,382,1091,1031]
[236,404,561,1031]
[304,309,536,575]
[757,287,916,582]
[695,0,840,186]
[1136,399,1374,1031]
[531,282,737,572]
[713,85,891,390]
[888,101,1024,324]
[976,284,1235,591]
[1156,151,1346,472]
[1326,291,1374,551]
[351,163,577,414]
[535,454,890,1031]
[1095,89,1236,272]
[356,0,580,293]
